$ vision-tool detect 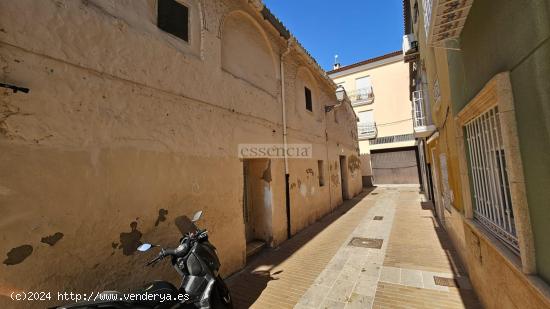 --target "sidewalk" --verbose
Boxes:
[227,186,482,309]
